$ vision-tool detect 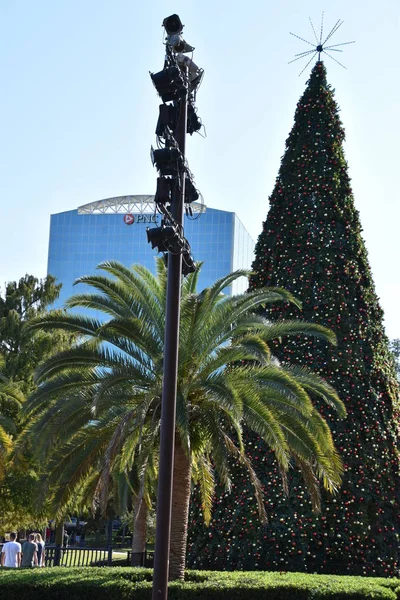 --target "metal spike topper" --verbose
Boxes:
[289,13,355,75]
